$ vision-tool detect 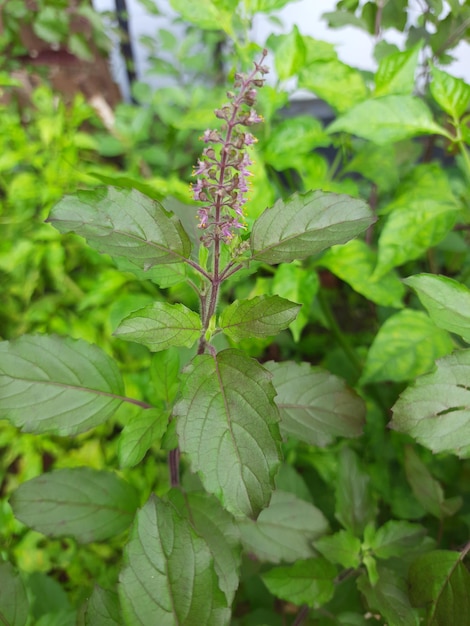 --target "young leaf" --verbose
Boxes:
[0,561,29,626]
[265,361,365,446]
[118,407,169,468]
[10,468,140,543]
[404,274,470,343]
[238,491,329,563]
[319,239,405,308]
[114,302,201,352]
[328,95,448,144]
[360,310,453,384]
[390,350,470,457]
[430,65,470,119]
[409,550,470,625]
[250,190,375,265]
[169,0,234,35]
[314,529,362,569]
[374,43,421,96]
[404,447,462,519]
[84,586,121,626]
[0,335,127,436]
[119,495,229,626]
[335,448,377,537]
[47,187,191,268]
[270,25,306,81]
[261,558,336,608]
[219,296,301,341]
[358,567,420,626]
[169,490,242,604]
[174,349,281,518]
